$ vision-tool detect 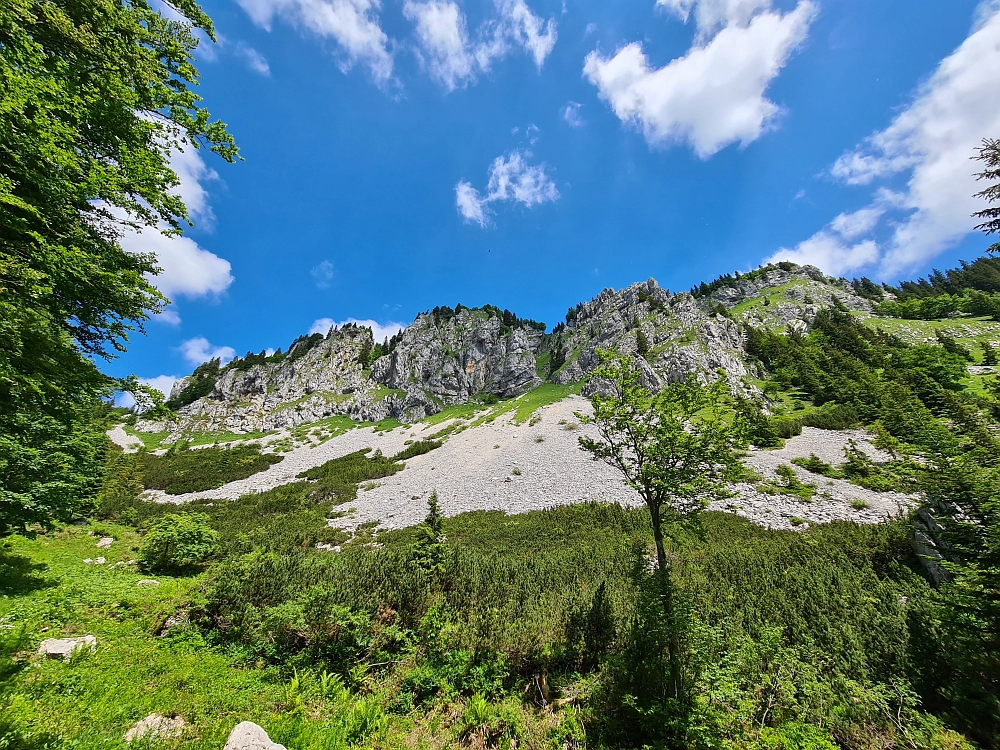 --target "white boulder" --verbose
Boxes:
[36,635,96,660]
[124,713,186,743]
[96,537,114,549]
[223,722,286,750]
